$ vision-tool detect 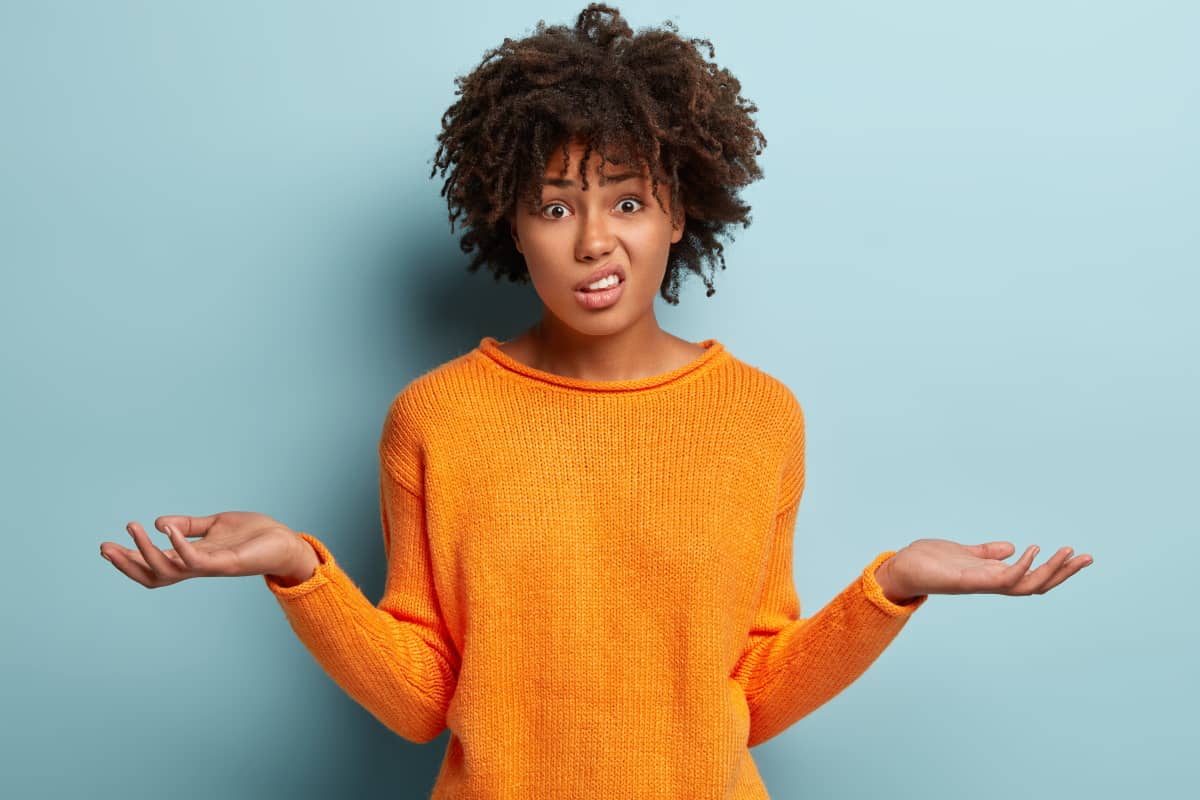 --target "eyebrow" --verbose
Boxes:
[544,172,642,188]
